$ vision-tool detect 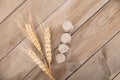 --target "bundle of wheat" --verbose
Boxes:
[18,18,54,79]
[25,24,54,80]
